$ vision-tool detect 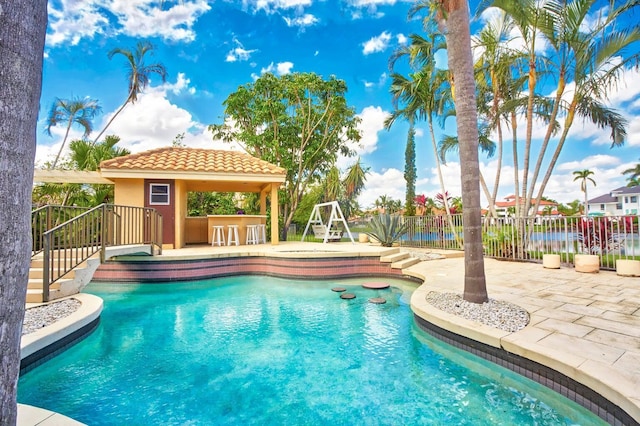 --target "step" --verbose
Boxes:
[380,252,409,263]
[26,288,61,303]
[391,257,421,269]
[29,267,75,280]
[27,277,67,290]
